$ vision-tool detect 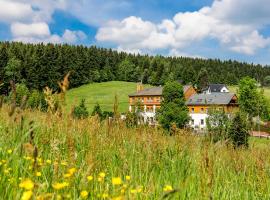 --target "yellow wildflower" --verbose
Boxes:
[68,168,76,174]
[137,186,143,193]
[130,189,137,194]
[80,190,88,199]
[120,189,125,194]
[19,179,34,190]
[99,172,106,178]
[64,173,72,178]
[36,172,42,177]
[112,177,122,185]
[7,149,12,154]
[98,177,103,182]
[52,182,69,190]
[163,185,173,192]
[102,193,109,199]
[46,160,52,164]
[87,176,93,181]
[125,176,131,181]
[21,190,33,200]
